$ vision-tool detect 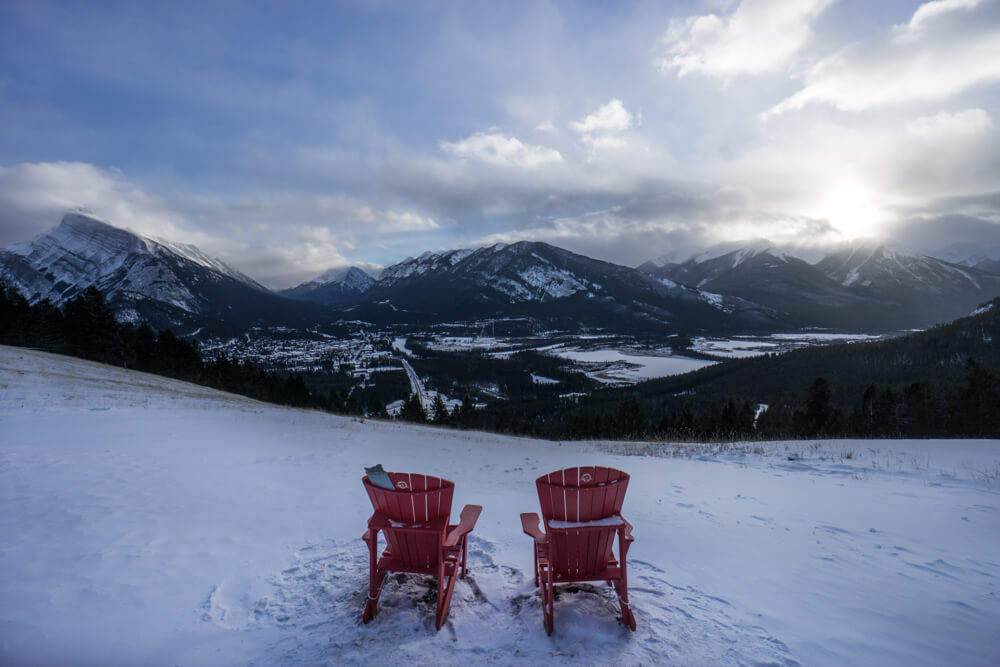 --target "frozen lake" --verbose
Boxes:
[548,347,716,383]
